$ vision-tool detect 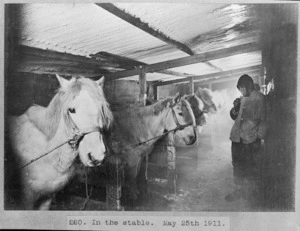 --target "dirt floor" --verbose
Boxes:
[136,139,254,212]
